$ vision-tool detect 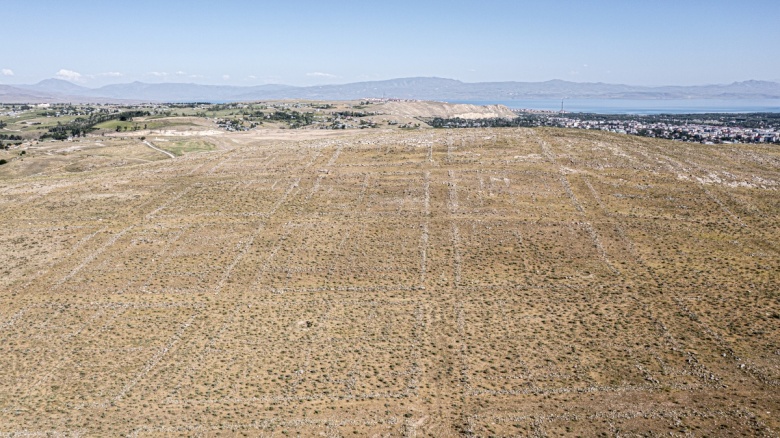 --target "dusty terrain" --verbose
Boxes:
[1,126,779,436]
[377,101,516,120]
